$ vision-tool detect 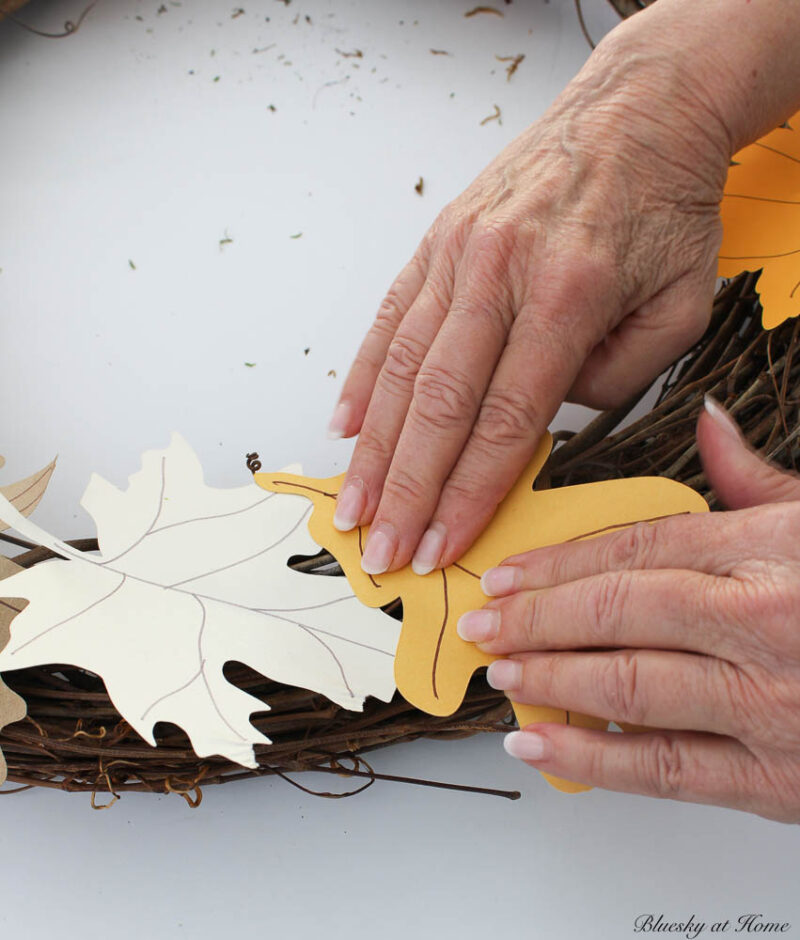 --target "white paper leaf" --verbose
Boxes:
[0,434,400,768]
